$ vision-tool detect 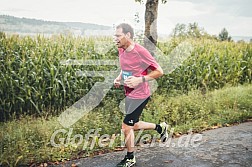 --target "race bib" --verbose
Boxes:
[122,71,132,80]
